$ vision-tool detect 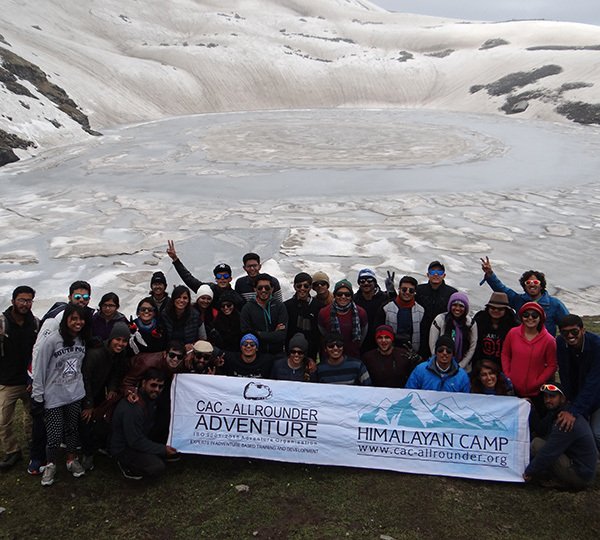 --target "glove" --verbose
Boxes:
[385,270,396,298]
